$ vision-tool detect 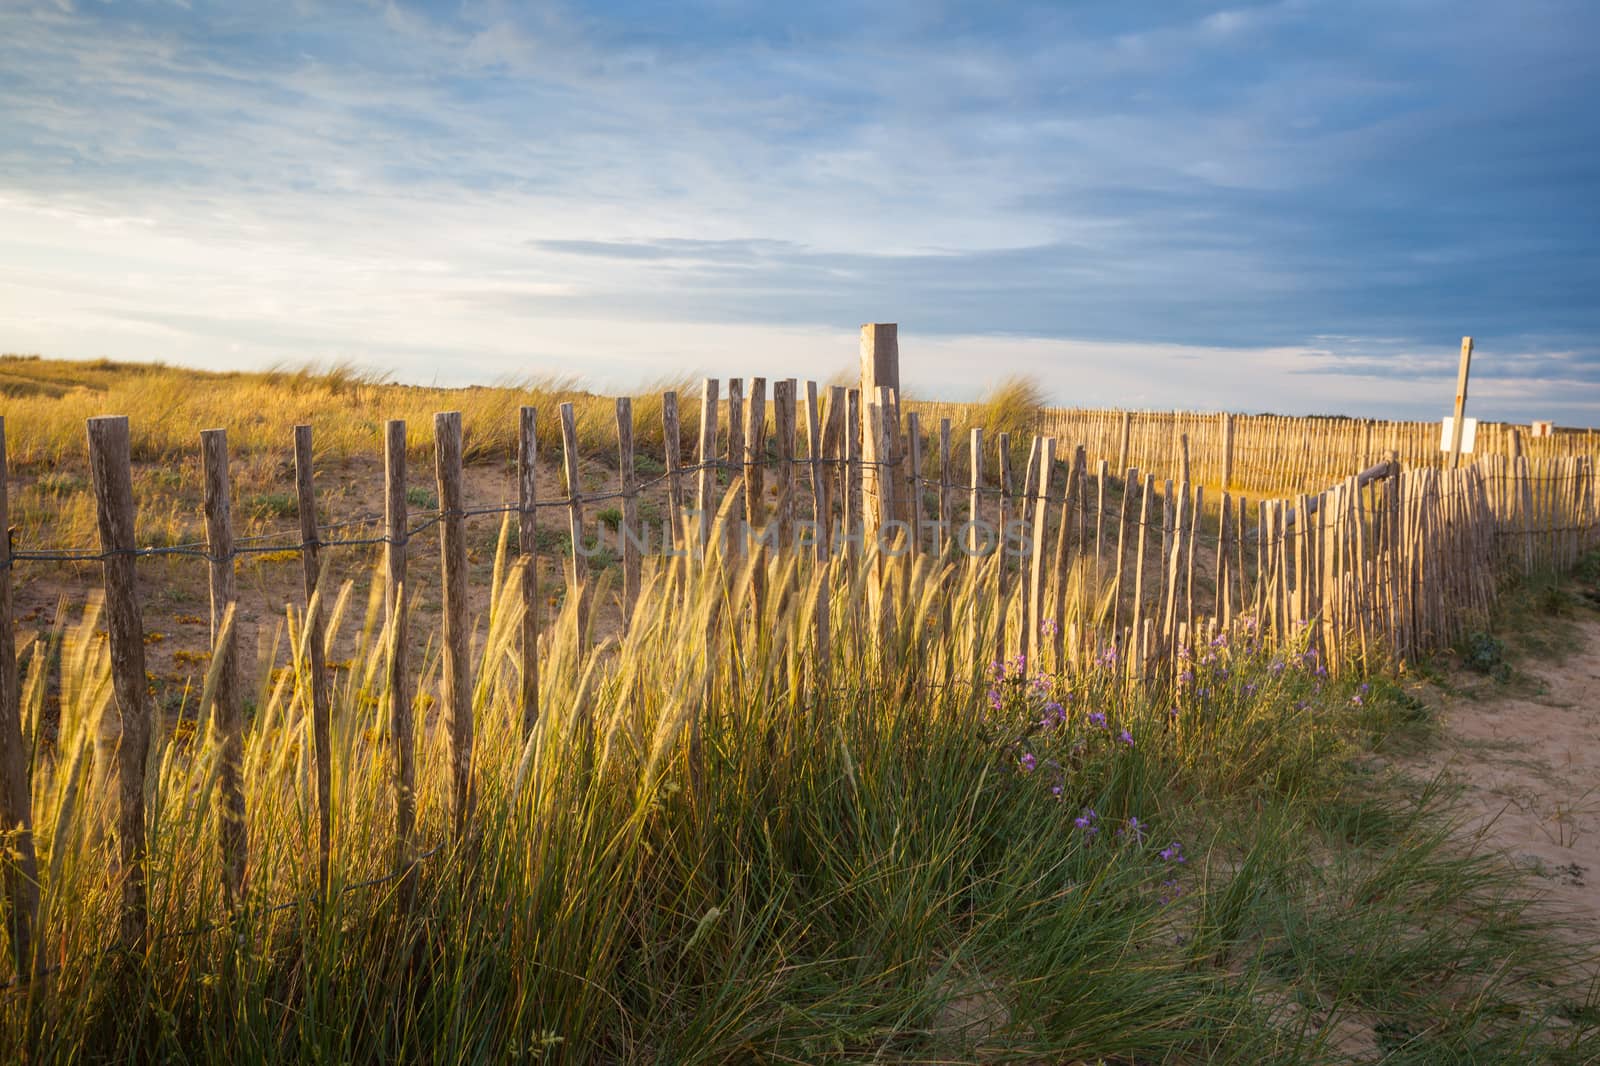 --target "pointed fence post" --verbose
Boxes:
[200,428,246,903]
[860,324,899,533]
[517,407,541,737]
[616,398,641,625]
[559,403,591,645]
[435,412,476,842]
[383,419,416,905]
[0,418,39,978]
[87,415,151,950]
[293,426,333,893]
